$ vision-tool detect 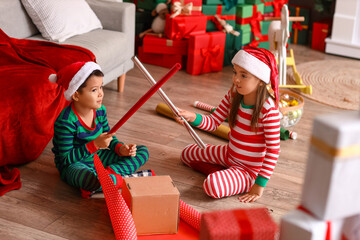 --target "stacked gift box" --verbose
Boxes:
[234,0,291,51]
[138,0,292,72]
[279,110,360,239]
[138,0,229,75]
